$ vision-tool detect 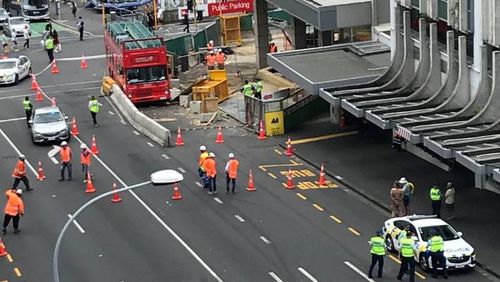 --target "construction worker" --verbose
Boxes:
[12,155,32,192]
[253,78,263,100]
[205,50,216,70]
[23,96,33,128]
[88,96,102,127]
[430,185,442,218]
[428,231,447,279]
[198,145,209,189]
[225,153,239,194]
[58,141,72,181]
[367,230,385,278]
[204,152,217,195]
[241,80,255,126]
[215,48,226,70]
[3,188,24,234]
[80,144,91,182]
[397,232,416,282]
[268,41,277,53]
[207,40,214,52]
